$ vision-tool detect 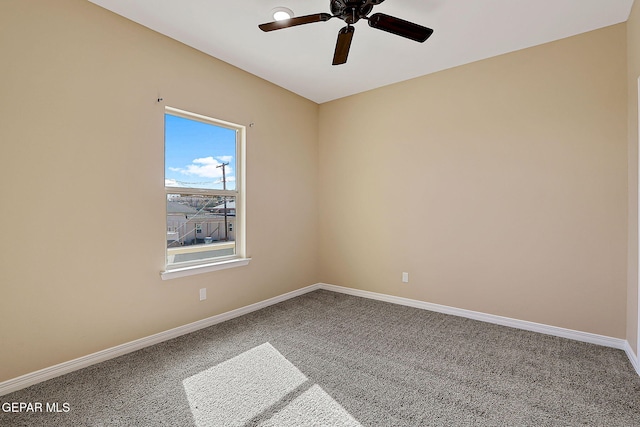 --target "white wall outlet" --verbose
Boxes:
[199,288,207,301]
[402,272,409,283]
